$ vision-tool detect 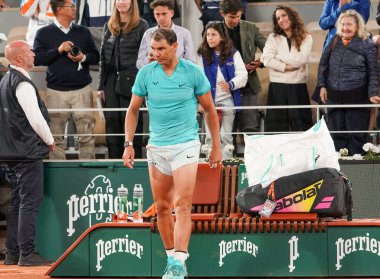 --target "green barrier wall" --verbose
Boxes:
[37,161,153,260]
[50,224,380,277]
